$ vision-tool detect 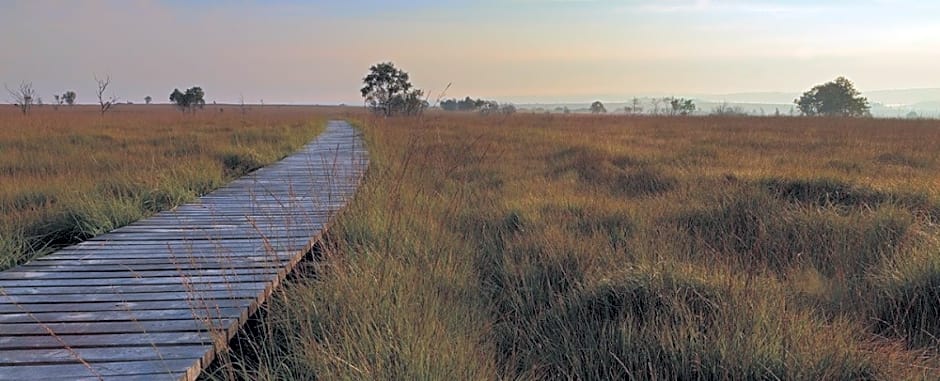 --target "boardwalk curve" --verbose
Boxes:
[0,120,367,380]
